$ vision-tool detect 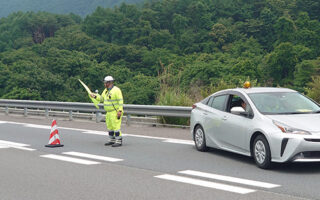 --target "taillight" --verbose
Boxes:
[192,104,197,109]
